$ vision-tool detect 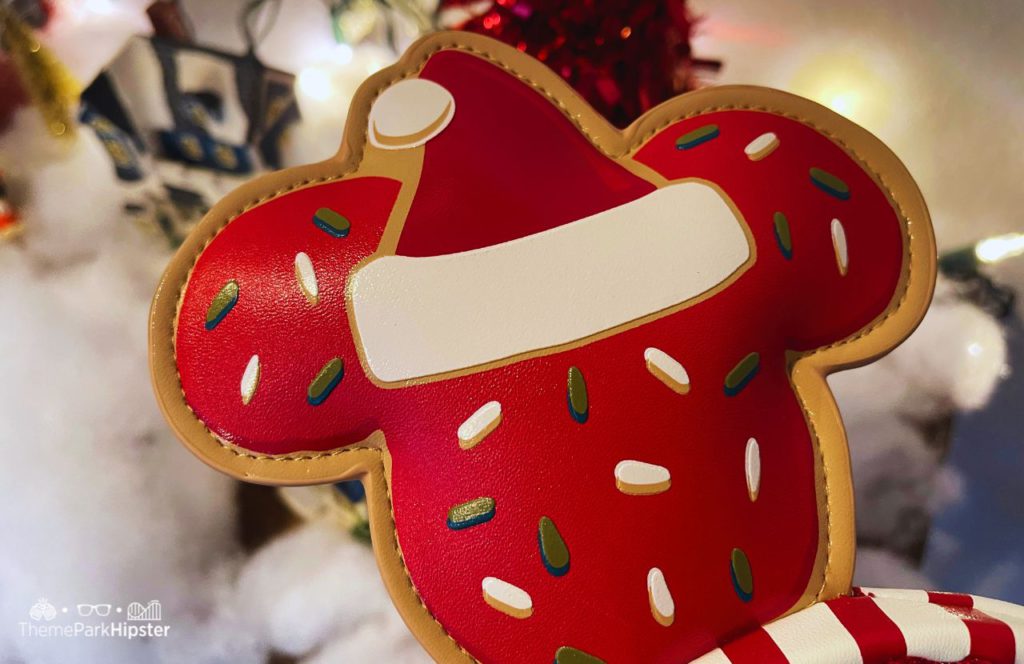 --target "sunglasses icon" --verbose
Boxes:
[76,604,112,617]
